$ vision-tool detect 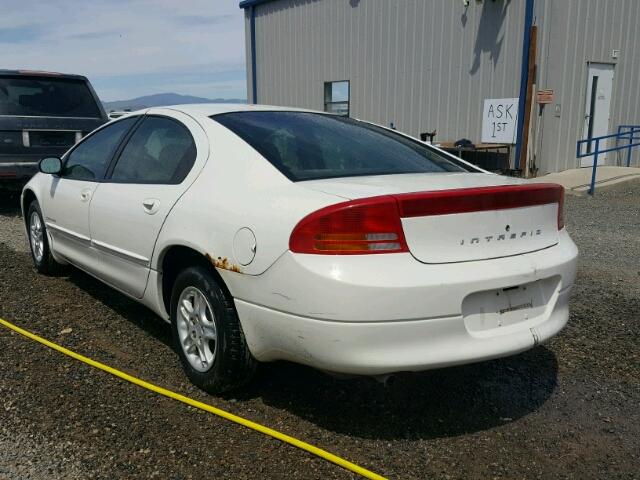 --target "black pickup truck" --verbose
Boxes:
[0,70,107,185]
